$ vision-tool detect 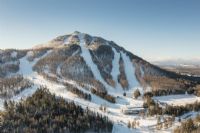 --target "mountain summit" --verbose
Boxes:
[1,32,199,94]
